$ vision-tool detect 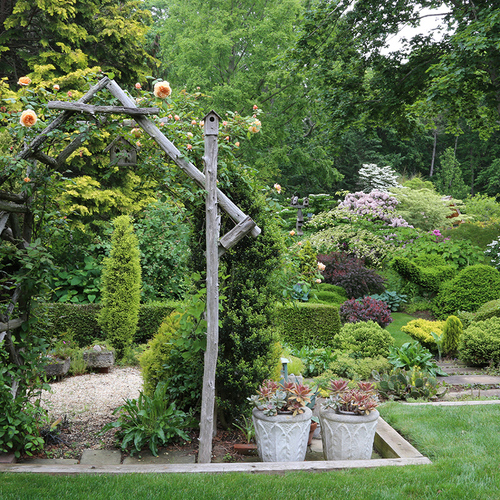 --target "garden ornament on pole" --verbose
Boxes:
[290,195,309,236]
